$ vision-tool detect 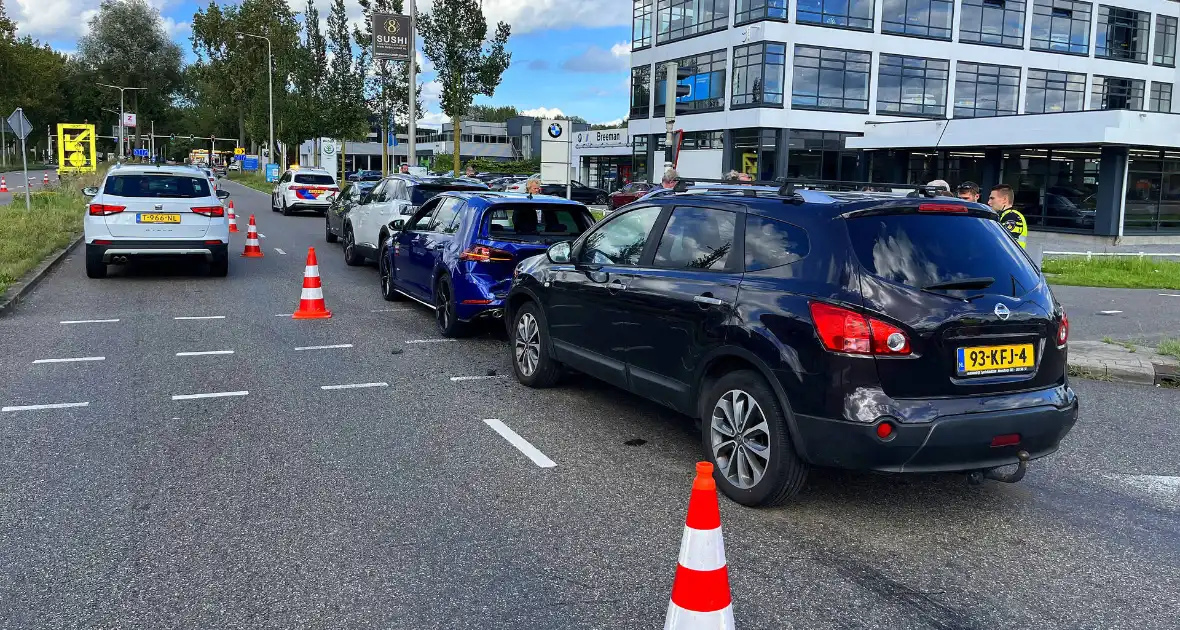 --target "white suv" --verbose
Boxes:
[83,164,232,278]
[271,168,339,216]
